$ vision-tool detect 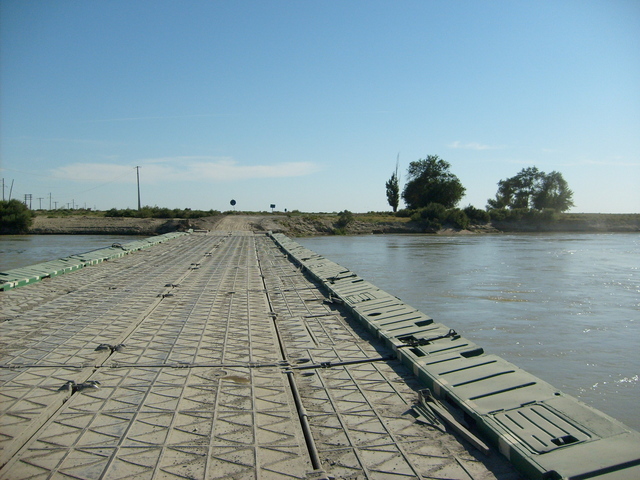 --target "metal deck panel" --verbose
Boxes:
[0,232,525,479]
